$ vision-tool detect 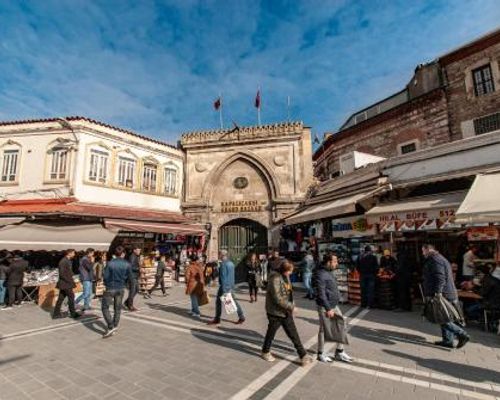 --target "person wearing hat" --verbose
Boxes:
[380,249,398,273]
